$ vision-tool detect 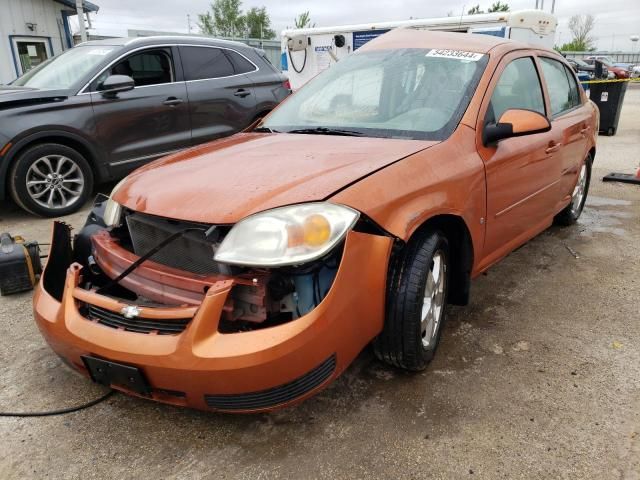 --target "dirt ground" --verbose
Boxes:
[1,86,639,480]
